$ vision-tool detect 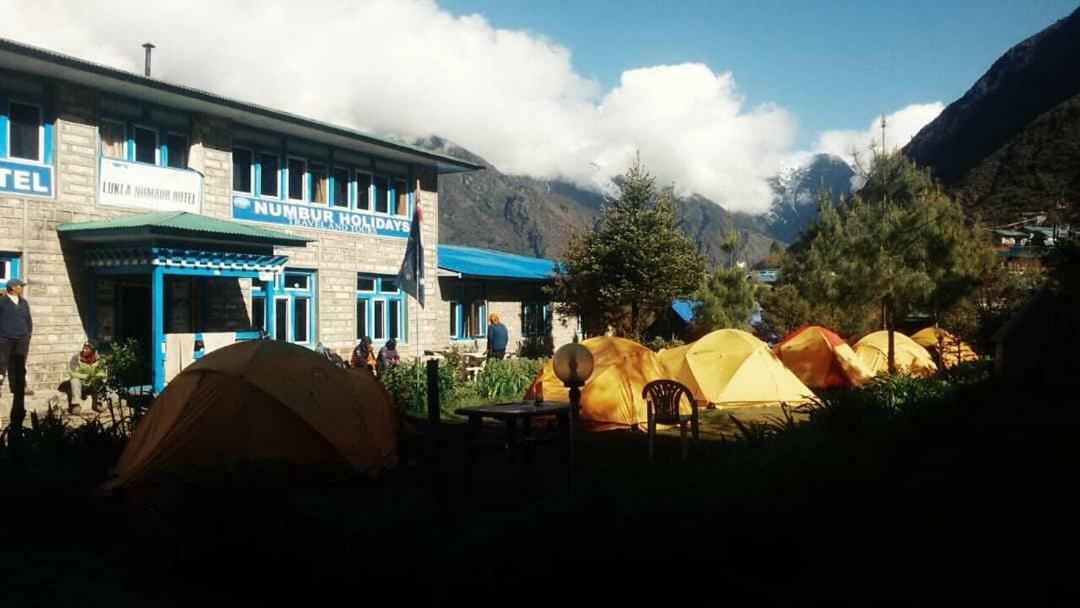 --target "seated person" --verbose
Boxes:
[68,342,105,414]
[350,335,376,374]
[376,338,401,376]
